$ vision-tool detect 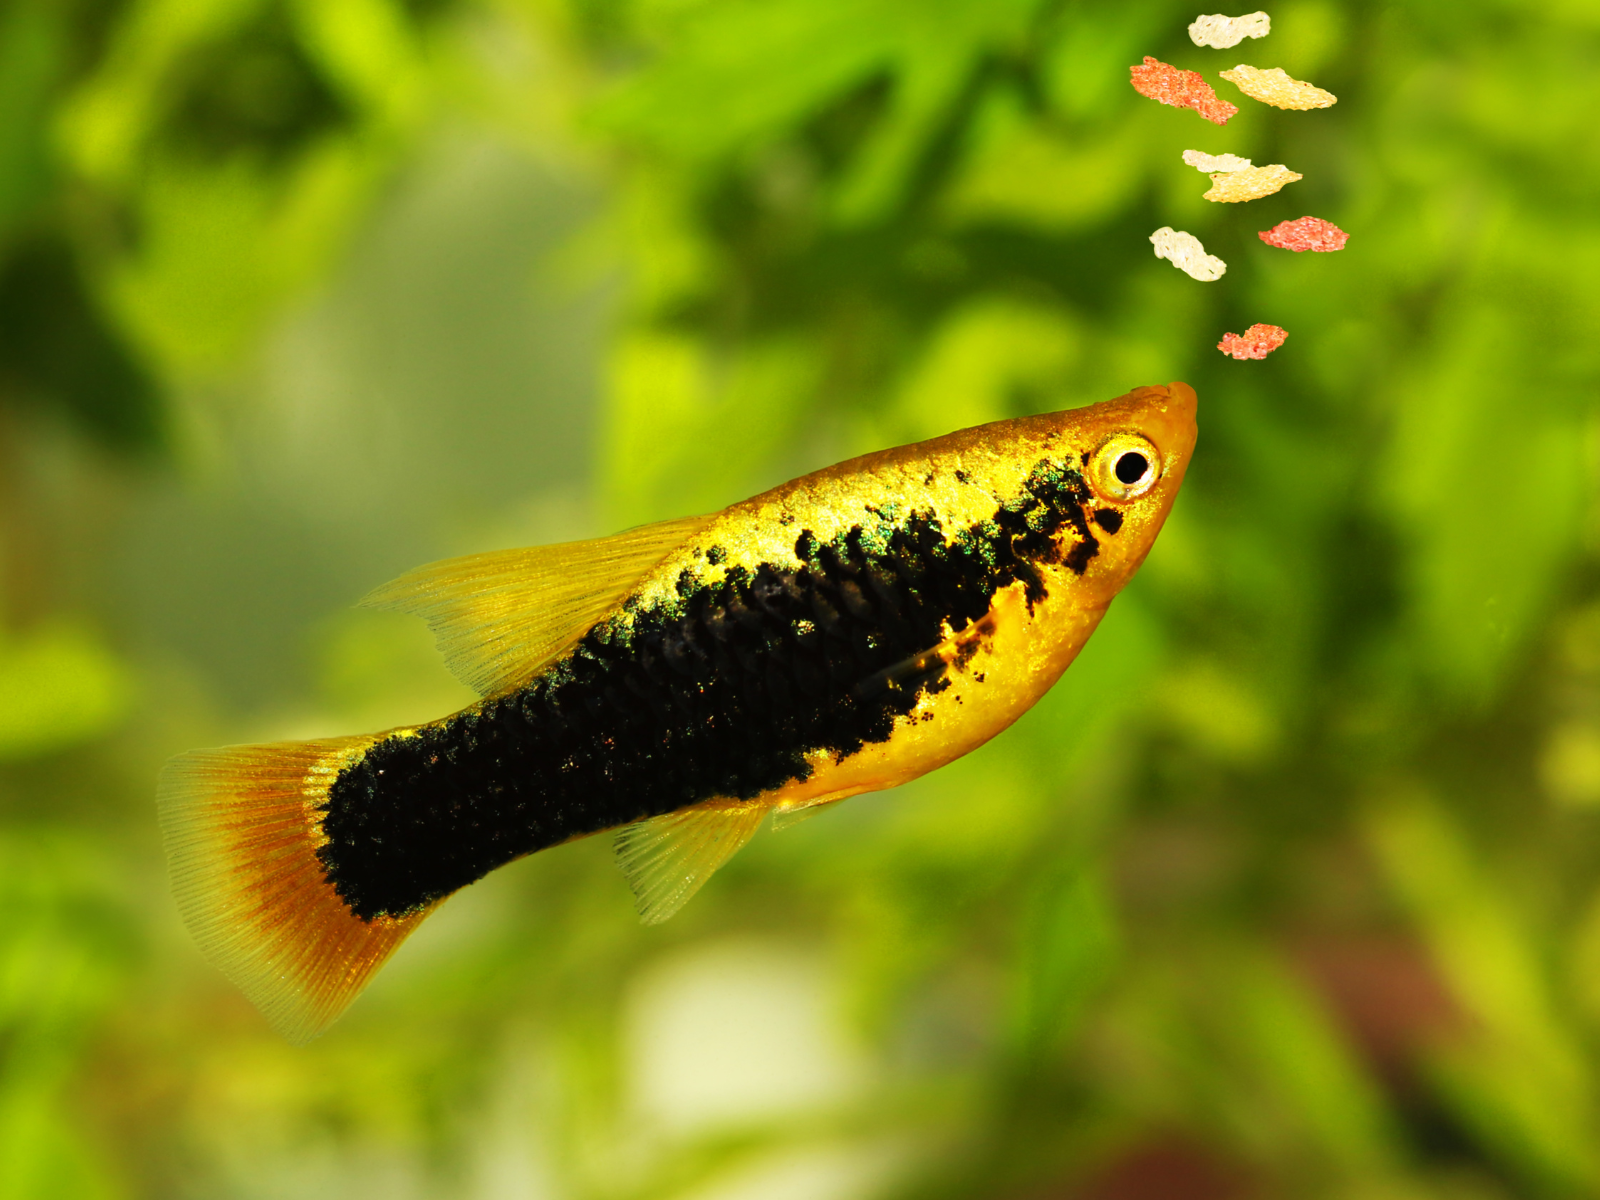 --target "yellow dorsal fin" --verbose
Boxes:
[613,801,767,925]
[361,515,712,698]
